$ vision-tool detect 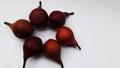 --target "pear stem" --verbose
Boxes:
[69,12,74,15]
[56,57,64,68]
[39,1,42,8]
[4,22,11,26]
[76,45,81,50]
[64,12,74,17]
[59,60,64,68]
[23,58,27,68]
